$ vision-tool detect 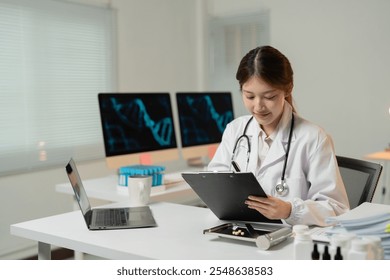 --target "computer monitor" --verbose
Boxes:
[98,93,179,169]
[176,92,234,165]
